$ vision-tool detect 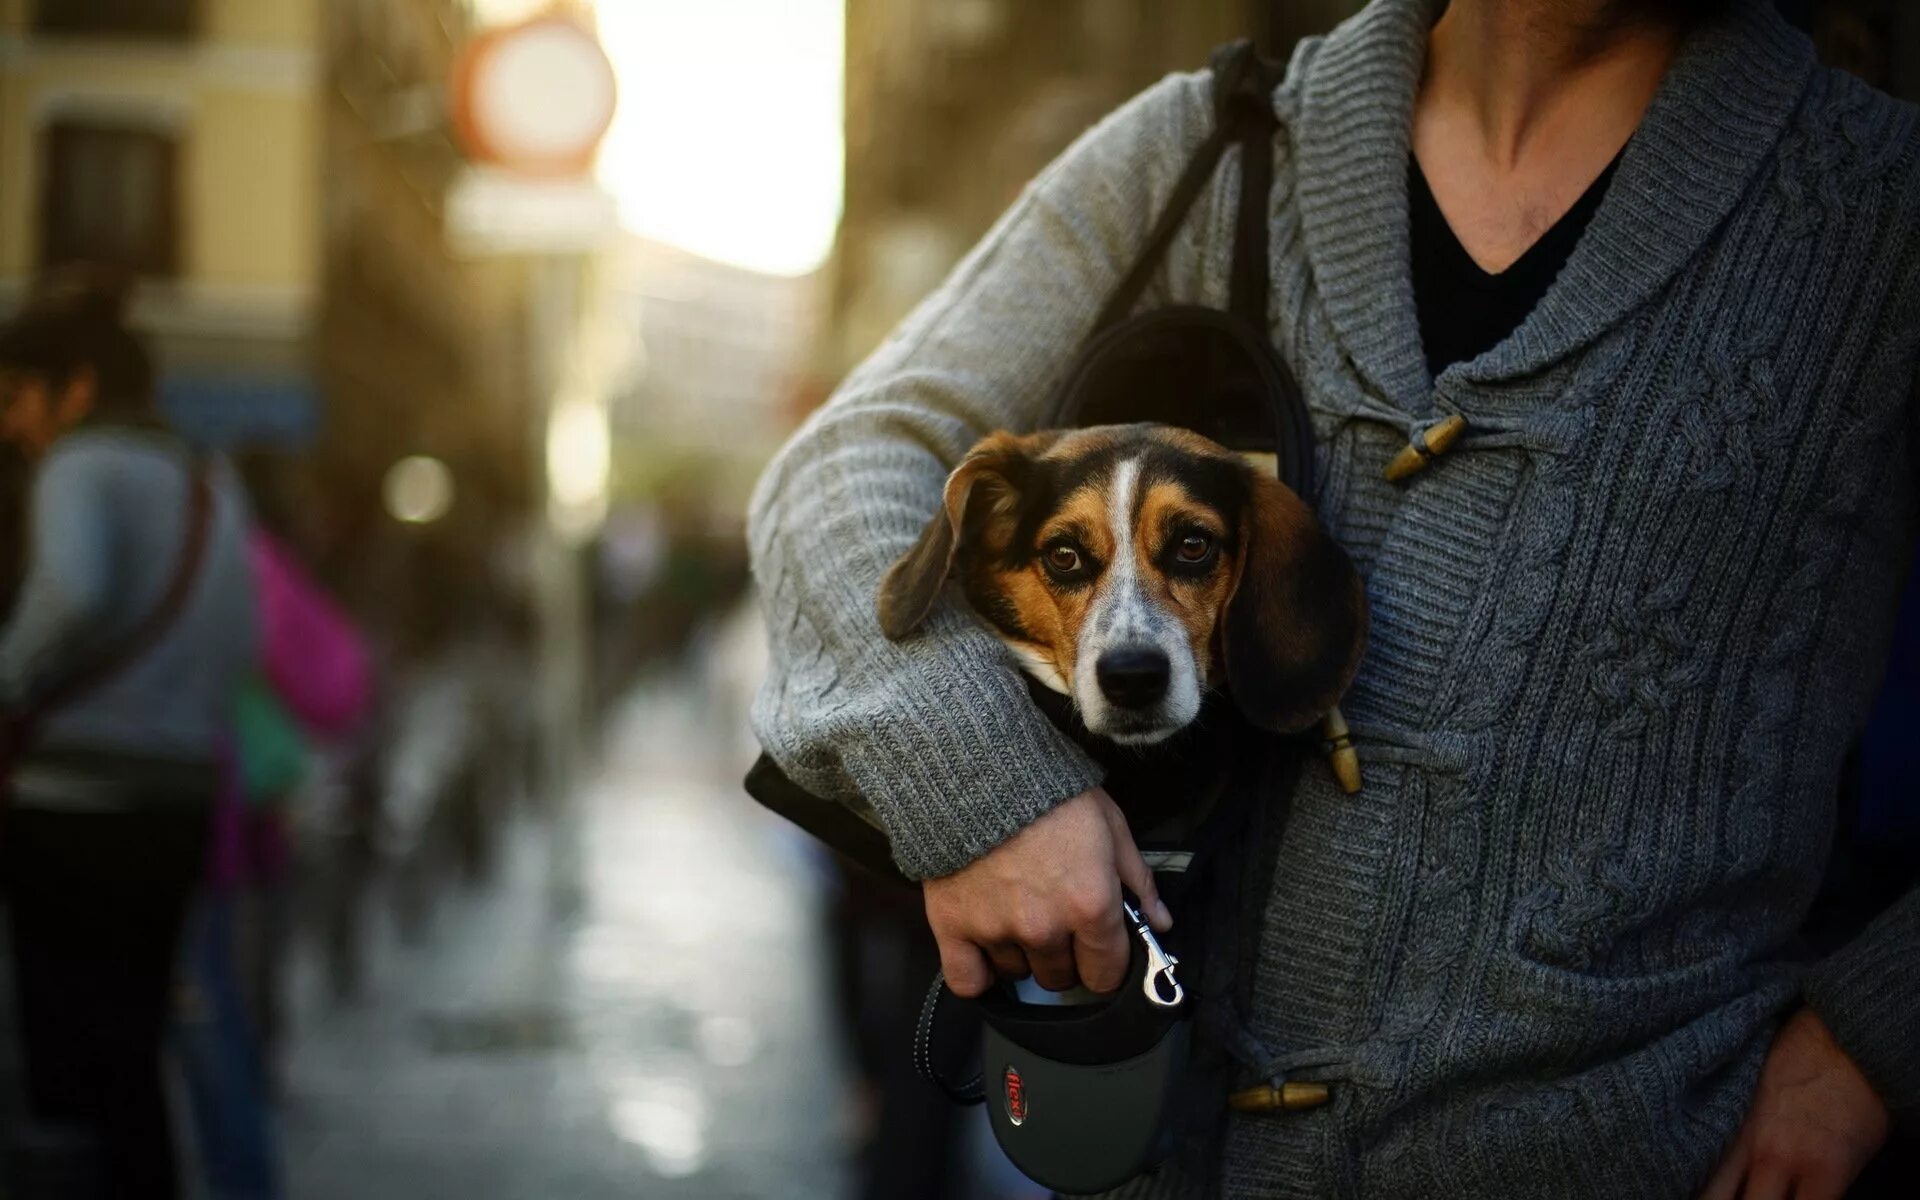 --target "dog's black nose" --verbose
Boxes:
[1096,648,1171,710]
